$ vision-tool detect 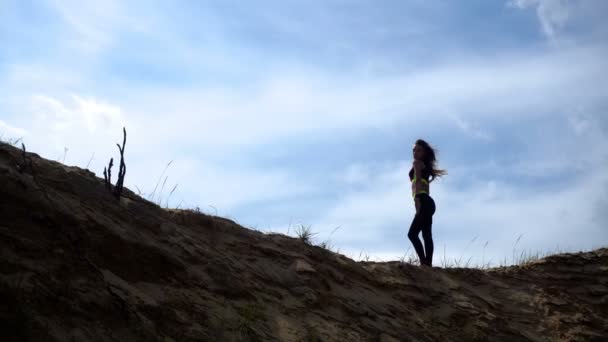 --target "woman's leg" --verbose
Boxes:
[421,198,436,266]
[421,218,433,266]
[408,212,426,265]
